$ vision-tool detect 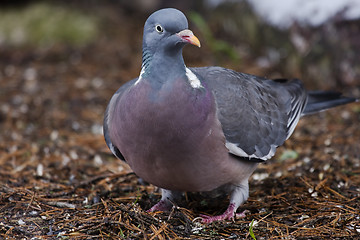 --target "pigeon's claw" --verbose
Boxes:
[147,199,172,212]
[200,203,248,224]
